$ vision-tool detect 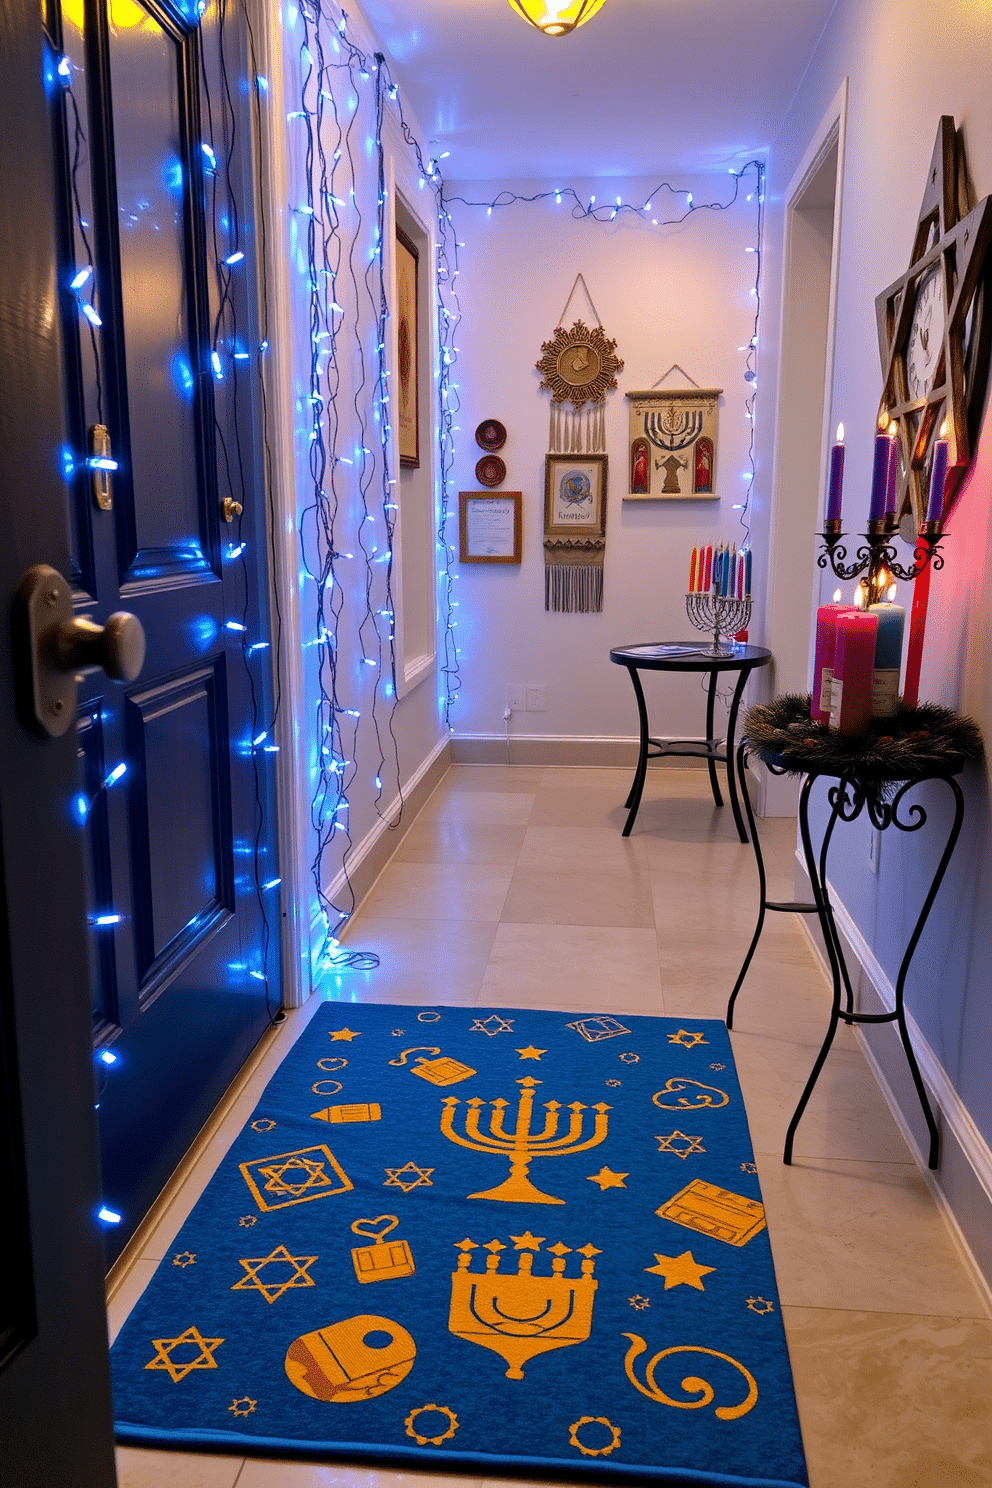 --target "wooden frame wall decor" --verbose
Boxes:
[459,491,522,563]
[395,225,420,467]
[624,388,721,500]
[544,453,608,538]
